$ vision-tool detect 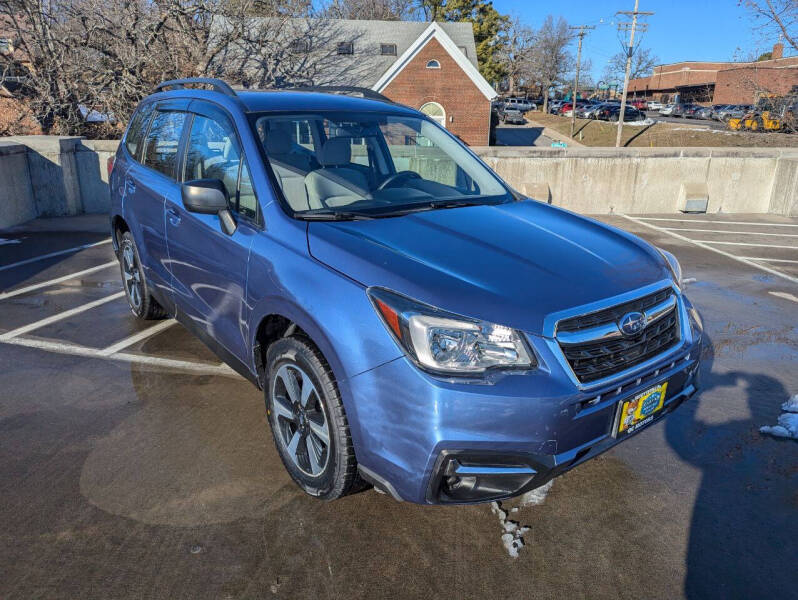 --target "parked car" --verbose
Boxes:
[659,104,676,116]
[579,102,610,119]
[575,102,601,118]
[501,108,526,124]
[694,107,713,120]
[109,77,702,505]
[596,104,646,121]
[504,97,535,112]
[684,104,707,119]
[647,101,664,111]
[670,103,700,118]
[723,104,755,122]
[629,98,648,110]
[547,100,563,114]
